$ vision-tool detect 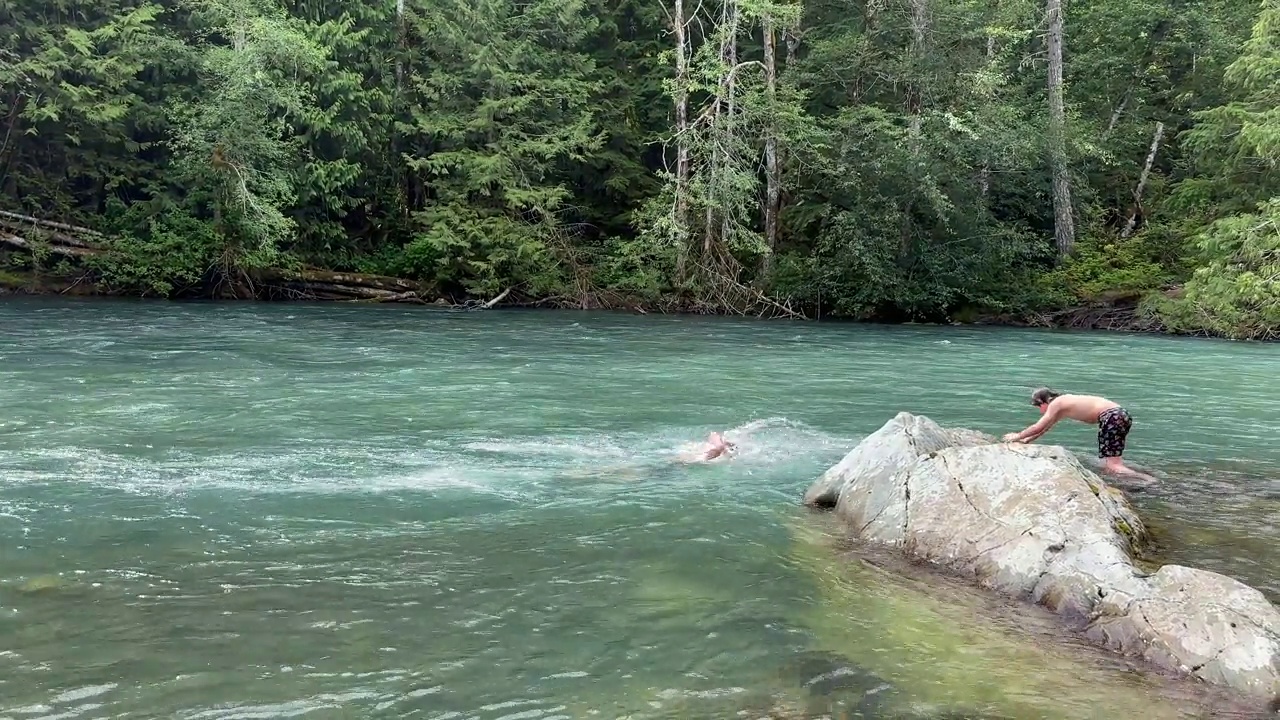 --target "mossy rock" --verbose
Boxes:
[17,575,70,594]
[784,519,1196,720]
